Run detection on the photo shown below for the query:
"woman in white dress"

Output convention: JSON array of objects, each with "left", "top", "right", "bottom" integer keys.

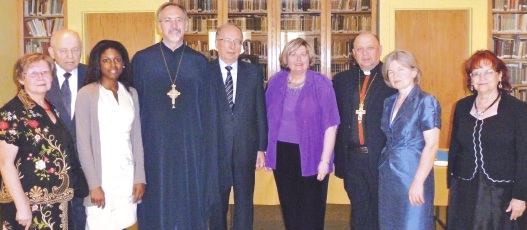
[{"left": 76, "top": 40, "right": 146, "bottom": 229}]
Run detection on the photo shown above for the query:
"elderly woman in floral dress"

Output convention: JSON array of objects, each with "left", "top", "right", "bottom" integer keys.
[{"left": 0, "top": 53, "right": 81, "bottom": 229}]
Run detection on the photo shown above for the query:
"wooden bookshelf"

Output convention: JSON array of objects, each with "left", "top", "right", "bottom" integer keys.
[
  {"left": 490, "top": 0, "right": 527, "bottom": 100},
  {"left": 18, "top": 0, "right": 66, "bottom": 56},
  {"left": 172, "top": 0, "right": 377, "bottom": 79}
]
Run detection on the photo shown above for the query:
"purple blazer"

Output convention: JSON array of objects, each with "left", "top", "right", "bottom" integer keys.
[{"left": 265, "top": 70, "right": 340, "bottom": 176}]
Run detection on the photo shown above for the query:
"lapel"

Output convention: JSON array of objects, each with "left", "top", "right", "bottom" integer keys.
[
  {"left": 77, "top": 64, "right": 87, "bottom": 90},
  {"left": 234, "top": 61, "right": 248, "bottom": 113},
  {"left": 46, "top": 74, "right": 68, "bottom": 119},
  {"left": 391, "top": 85, "right": 421, "bottom": 125},
  {"left": 213, "top": 60, "right": 232, "bottom": 112},
  {"left": 364, "top": 71, "right": 382, "bottom": 112}
]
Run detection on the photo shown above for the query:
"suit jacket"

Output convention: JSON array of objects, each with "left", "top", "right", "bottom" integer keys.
[
  {"left": 75, "top": 83, "right": 146, "bottom": 206},
  {"left": 333, "top": 63, "right": 397, "bottom": 179},
  {"left": 209, "top": 59, "right": 267, "bottom": 187},
  {"left": 46, "top": 63, "right": 87, "bottom": 141}
]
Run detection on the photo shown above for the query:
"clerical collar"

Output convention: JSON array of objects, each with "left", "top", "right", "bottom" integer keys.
[{"left": 161, "top": 40, "right": 185, "bottom": 53}]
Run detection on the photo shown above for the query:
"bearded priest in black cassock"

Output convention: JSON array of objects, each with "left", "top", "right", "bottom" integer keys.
[{"left": 131, "top": 3, "right": 221, "bottom": 229}]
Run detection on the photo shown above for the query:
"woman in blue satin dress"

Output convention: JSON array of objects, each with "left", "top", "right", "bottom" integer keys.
[{"left": 378, "top": 50, "right": 441, "bottom": 230}]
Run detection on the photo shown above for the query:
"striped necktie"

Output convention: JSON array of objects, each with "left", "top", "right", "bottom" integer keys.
[
  {"left": 225, "top": 66, "right": 234, "bottom": 109},
  {"left": 61, "top": 72, "right": 72, "bottom": 118}
]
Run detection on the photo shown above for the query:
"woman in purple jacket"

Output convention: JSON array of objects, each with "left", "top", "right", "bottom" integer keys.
[{"left": 265, "top": 38, "right": 340, "bottom": 230}]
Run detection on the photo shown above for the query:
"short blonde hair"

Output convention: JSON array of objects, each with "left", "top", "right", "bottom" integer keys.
[
  {"left": 14, "top": 53, "right": 55, "bottom": 81},
  {"left": 382, "top": 50, "right": 421, "bottom": 88},
  {"left": 279, "top": 38, "right": 315, "bottom": 69}
]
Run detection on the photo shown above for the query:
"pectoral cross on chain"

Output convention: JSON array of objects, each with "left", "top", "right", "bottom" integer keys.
[
  {"left": 356, "top": 103, "right": 366, "bottom": 121},
  {"left": 167, "top": 84, "right": 181, "bottom": 109}
]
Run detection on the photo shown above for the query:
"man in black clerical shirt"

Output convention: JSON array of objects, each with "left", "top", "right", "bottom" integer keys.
[
  {"left": 333, "top": 32, "right": 396, "bottom": 230},
  {"left": 131, "top": 3, "right": 220, "bottom": 230}
]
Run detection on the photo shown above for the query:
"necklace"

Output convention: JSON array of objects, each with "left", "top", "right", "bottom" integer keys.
[
  {"left": 356, "top": 70, "right": 377, "bottom": 121},
  {"left": 160, "top": 42, "right": 185, "bottom": 109},
  {"left": 287, "top": 75, "right": 305, "bottom": 89},
  {"left": 474, "top": 93, "right": 501, "bottom": 118}
]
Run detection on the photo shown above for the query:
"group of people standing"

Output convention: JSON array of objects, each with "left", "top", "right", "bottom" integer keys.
[{"left": 0, "top": 2, "right": 525, "bottom": 230}]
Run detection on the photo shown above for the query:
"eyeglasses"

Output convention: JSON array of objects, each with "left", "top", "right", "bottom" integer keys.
[
  {"left": 217, "top": 38, "right": 243, "bottom": 46},
  {"left": 470, "top": 70, "right": 497, "bottom": 78},
  {"left": 354, "top": 46, "right": 376, "bottom": 53},
  {"left": 160, "top": 17, "right": 186, "bottom": 23},
  {"left": 24, "top": 71, "right": 52, "bottom": 79}
]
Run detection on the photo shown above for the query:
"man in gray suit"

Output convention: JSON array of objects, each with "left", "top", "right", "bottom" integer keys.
[
  {"left": 209, "top": 23, "right": 268, "bottom": 230},
  {"left": 46, "top": 29, "right": 87, "bottom": 230}
]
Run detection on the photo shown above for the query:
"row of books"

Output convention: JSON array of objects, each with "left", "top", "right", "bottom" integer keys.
[
  {"left": 493, "top": 36, "right": 527, "bottom": 58},
  {"left": 506, "top": 62, "right": 527, "bottom": 84},
  {"left": 174, "top": 0, "right": 217, "bottom": 12},
  {"left": 514, "top": 87, "right": 527, "bottom": 101},
  {"left": 331, "top": 62, "right": 354, "bottom": 77},
  {"left": 331, "top": 14, "right": 371, "bottom": 33},
  {"left": 282, "top": 0, "right": 321, "bottom": 12},
  {"left": 229, "top": 0, "right": 267, "bottom": 12},
  {"left": 187, "top": 16, "right": 218, "bottom": 34},
  {"left": 331, "top": 0, "right": 371, "bottom": 11},
  {"left": 25, "top": 39, "right": 50, "bottom": 55},
  {"left": 24, "top": 0, "right": 63, "bottom": 16},
  {"left": 25, "top": 18, "right": 63, "bottom": 37},
  {"left": 492, "top": 0, "right": 527, "bottom": 11},
  {"left": 229, "top": 16, "right": 268, "bottom": 32},
  {"left": 281, "top": 15, "right": 320, "bottom": 31},
  {"left": 332, "top": 39, "right": 353, "bottom": 58},
  {"left": 493, "top": 14, "right": 527, "bottom": 33},
  {"left": 242, "top": 40, "right": 268, "bottom": 59},
  {"left": 186, "top": 40, "right": 209, "bottom": 57}
]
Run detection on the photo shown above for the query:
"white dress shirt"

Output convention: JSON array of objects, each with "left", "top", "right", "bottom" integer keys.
[{"left": 219, "top": 58, "right": 238, "bottom": 104}]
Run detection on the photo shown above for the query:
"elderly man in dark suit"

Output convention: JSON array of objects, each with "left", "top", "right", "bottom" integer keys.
[
  {"left": 46, "top": 29, "right": 87, "bottom": 230},
  {"left": 209, "top": 23, "right": 268, "bottom": 230},
  {"left": 333, "top": 32, "right": 396, "bottom": 230}
]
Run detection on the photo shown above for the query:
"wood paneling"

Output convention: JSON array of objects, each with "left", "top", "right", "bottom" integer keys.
[
  {"left": 85, "top": 12, "right": 155, "bottom": 59},
  {"left": 395, "top": 10, "right": 470, "bottom": 148}
]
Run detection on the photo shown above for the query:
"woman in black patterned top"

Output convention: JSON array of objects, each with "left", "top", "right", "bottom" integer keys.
[
  {"left": 0, "top": 53, "right": 76, "bottom": 229},
  {"left": 448, "top": 50, "right": 527, "bottom": 229}
]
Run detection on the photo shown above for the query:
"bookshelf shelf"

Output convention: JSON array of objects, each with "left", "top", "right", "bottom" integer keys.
[
  {"left": 492, "top": 0, "right": 527, "bottom": 101},
  {"left": 173, "top": 0, "right": 376, "bottom": 79},
  {"left": 19, "top": 0, "right": 66, "bottom": 56}
]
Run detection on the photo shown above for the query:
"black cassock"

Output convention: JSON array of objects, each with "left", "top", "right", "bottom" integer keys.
[{"left": 132, "top": 42, "right": 220, "bottom": 230}]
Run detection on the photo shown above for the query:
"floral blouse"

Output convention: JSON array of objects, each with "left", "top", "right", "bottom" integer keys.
[{"left": 0, "top": 90, "right": 74, "bottom": 205}]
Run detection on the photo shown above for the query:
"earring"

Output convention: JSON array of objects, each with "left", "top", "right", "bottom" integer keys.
[
  {"left": 123, "top": 66, "right": 125, "bottom": 69},
  {"left": 470, "top": 85, "right": 474, "bottom": 91},
  {"left": 498, "top": 81, "right": 503, "bottom": 89}
]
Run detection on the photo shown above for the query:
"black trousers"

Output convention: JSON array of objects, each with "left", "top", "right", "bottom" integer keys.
[
  {"left": 274, "top": 141, "right": 329, "bottom": 230},
  {"left": 209, "top": 164, "right": 255, "bottom": 230},
  {"left": 68, "top": 197, "right": 86, "bottom": 230},
  {"left": 343, "top": 152, "right": 379, "bottom": 230}
]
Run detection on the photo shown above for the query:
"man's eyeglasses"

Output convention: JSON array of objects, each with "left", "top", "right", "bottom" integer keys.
[
  {"left": 217, "top": 38, "right": 243, "bottom": 46},
  {"left": 160, "top": 17, "right": 186, "bottom": 23}
]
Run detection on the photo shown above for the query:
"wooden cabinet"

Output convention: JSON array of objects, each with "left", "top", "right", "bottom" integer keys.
[
  {"left": 173, "top": 0, "right": 377, "bottom": 79},
  {"left": 18, "top": 0, "right": 66, "bottom": 56},
  {"left": 490, "top": 0, "right": 527, "bottom": 101}
]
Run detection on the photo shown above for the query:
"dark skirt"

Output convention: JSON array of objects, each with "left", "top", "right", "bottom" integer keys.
[
  {"left": 1, "top": 201, "right": 69, "bottom": 230},
  {"left": 448, "top": 171, "right": 526, "bottom": 230}
]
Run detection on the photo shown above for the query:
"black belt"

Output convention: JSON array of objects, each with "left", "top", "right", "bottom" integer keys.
[{"left": 351, "top": 146, "right": 369, "bottom": 154}]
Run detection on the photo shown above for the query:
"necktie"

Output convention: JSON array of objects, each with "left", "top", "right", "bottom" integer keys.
[
  {"left": 61, "top": 72, "right": 72, "bottom": 118},
  {"left": 225, "top": 66, "right": 234, "bottom": 109}
]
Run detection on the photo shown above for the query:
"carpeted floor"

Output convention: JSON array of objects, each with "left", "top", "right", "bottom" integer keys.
[{"left": 251, "top": 204, "right": 350, "bottom": 230}]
